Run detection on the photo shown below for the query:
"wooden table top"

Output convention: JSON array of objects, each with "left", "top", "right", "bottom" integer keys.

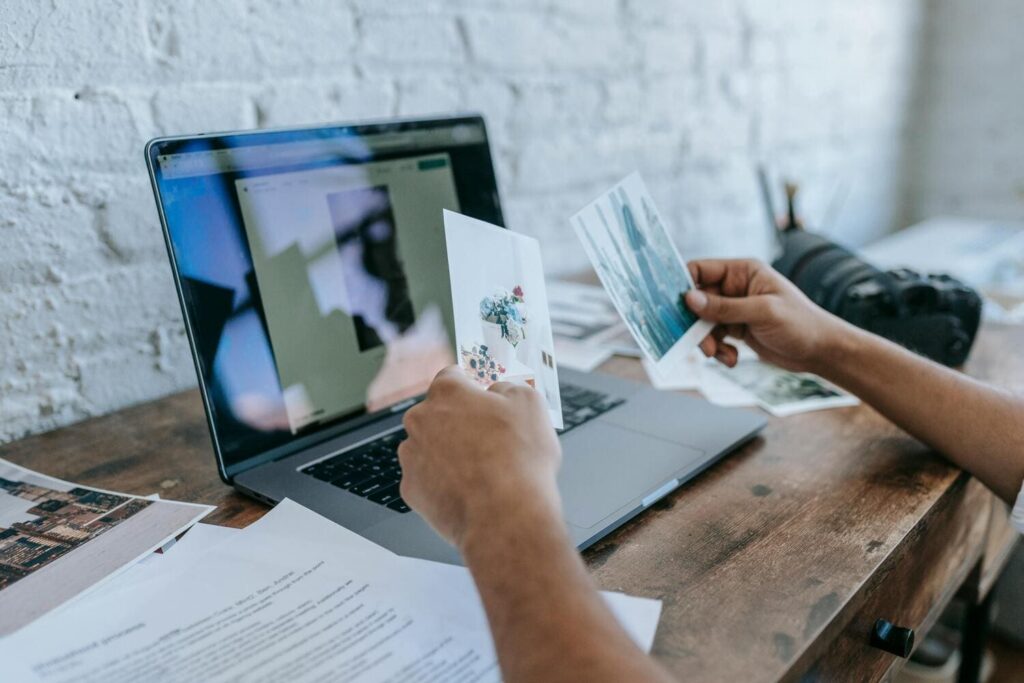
[{"left": 2, "top": 323, "right": 1021, "bottom": 681}]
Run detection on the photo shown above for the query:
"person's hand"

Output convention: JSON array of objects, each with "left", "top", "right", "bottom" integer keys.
[
  {"left": 398, "top": 367, "right": 563, "bottom": 550},
  {"left": 684, "top": 259, "right": 850, "bottom": 373}
]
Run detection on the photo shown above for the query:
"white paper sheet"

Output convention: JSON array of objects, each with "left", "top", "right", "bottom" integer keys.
[
  {"left": 396, "top": 557, "right": 663, "bottom": 654},
  {"left": 80, "top": 523, "right": 241, "bottom": 603},
  {"left": 641, "top": 345, "right": 760, "bottom": 408},
  {"left": 1, "top": 500, "right": 662, "bottom": 682}
]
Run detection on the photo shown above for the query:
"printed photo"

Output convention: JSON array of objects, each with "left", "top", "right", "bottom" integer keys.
[
  {"left": 443, "top": 210, "right": 563, "bottom": 428},
  {"left": 572, "top": 172, "right": 712, "bottom": 374},
  {"left": 710, "top": 361, "right": 860, "bottom": 417},
  {"left": 0, "top": 459, "right": 210, "bottom": 636}
]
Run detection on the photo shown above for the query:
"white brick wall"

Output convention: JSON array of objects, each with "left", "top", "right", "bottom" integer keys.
[
  {"left": 903, "top": 0, "right": 1024, "bottom": 223},
  {"left": 1, "top": 0, "right": 926, "bottom": 441}
]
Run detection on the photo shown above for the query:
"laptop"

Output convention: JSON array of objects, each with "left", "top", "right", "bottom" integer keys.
[{"left": 145, "top": 114, "right": 766, "bottom": 564}]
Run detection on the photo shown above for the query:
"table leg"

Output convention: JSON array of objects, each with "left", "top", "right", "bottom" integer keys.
[{"left": 957, "top": 590, "right": 995, "bottom": 683}]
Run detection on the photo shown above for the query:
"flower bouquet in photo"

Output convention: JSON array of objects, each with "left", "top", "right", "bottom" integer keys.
[
  {"left": 479, "top": 286, "right": 528, "bottom": 366},
  {"left": 460, "top": 344, "right": 507, "bottom": 386}
]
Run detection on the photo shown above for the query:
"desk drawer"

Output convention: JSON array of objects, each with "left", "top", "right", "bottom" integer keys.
[{"left": 801, "top": 478, "right": 989, "bottom": 682}]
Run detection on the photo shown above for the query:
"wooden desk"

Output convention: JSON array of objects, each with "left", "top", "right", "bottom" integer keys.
[{"left": 2, "top": 324, "right": 1020, "bottom": 682}]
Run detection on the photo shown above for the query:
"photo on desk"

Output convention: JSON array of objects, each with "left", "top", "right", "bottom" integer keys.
[
  {"left": 710, "top": 361, "right": 860, "bottom": 417},
  {"left": 443, "top": 210, "right": 563, "bottom": 429},
  {"left": 0, "top": 458, "right": 211, "bottom": 637},
  {"left": 572, "top": 172, "right": 713, "bottom": 375}
]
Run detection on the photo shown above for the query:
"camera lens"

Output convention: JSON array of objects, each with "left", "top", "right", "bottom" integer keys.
[{"left": 773, "top": 230, "right": 883, "bottom": 315}]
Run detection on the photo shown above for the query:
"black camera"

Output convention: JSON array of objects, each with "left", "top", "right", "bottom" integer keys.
[{"left": 772, "top": 228, "right": 982, "bottom": 367}]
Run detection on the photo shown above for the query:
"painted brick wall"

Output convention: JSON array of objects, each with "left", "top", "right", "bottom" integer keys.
[
  {"left": 1, "top": 0, "right": 925, "bottom": 441},
  {"left": 903, "top": 0, "right": 1024, "bottom": 223}
]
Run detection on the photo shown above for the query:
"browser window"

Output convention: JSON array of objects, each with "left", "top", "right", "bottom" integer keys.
[{"left": 236, "top": 153, "right": 461, "bottom": 432}]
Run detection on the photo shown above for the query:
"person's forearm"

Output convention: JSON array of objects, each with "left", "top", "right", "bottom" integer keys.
[
  {"left": 460, "top": 498, "right": 673, "bottom": 683},
  {"left": 814, "top": 324, "right": 1024, "bottom": 503}
]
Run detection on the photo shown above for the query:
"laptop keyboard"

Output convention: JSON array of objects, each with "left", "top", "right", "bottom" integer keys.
[
  {"left": 301, "top": 430, "right": 410, "bottom": 512},
  {"left": 299, "top": 383, "right": 624, "bottom": 513},
  {"left": 557, "top": 384, "right": 625, "bottom": 434}
]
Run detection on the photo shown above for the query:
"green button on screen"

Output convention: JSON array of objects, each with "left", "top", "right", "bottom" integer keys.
[{"left": 418, "top": 158, "right": 448, "bottom": 170}]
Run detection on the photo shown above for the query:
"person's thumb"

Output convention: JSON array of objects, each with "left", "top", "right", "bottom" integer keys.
[
  {"left": 427, "top": 364, "right": 476, "bottom": 398},
  {"left": 686, "top": 289, "right": 771, "bottom": 324}
]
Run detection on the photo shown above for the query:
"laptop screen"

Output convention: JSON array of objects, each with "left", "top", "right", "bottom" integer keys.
[{"left": 147, "top": 116, "right": 503, "bottom": 477}]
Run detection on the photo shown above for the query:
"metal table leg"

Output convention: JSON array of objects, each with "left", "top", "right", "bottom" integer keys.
[{"left": 958, "top": 590, "right": 995, "bottom": 683}]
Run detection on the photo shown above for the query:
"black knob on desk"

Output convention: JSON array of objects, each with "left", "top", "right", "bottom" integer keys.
[{"left": 870, "top": 619, "right": 914, "bottom": 658}]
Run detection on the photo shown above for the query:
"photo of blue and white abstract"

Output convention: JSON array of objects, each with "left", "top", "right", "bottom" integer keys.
[{"left": 573, "top": 173, "right": 712, "bottom": 369}]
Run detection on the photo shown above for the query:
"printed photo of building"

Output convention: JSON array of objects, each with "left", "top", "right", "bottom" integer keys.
[{"left": 0, "top": 477, "right": 152, "bottom": 591}]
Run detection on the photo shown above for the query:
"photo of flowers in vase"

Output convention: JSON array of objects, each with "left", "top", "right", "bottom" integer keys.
[
  {"left": 444, "top": 210, "right": 563, "bottom": 428},
  {"left": 479, "top": 286, "right": 528, "bottom": 367}
]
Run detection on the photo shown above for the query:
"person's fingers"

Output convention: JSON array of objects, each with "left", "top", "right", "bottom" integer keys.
[
  {"left": 397, "top": 437, "right": 414, "bottom": 461},
  {"left": 697, "top": 325, "right": 727, "bottom": 355},
  {"left": 401, "top": 403, "right": 426, "bottom": 436},
  {"left": 742, "top": 336, "right": 773, "bottom": 361},
  {"left": 699, "top": 334, "right": 718, "bottom": 357},
  {"left": 427, "top": 365, "right": 473, "bottom": 398},
  {"left": 688, "top": 260, "right": 730, "bottom": 287},
  {"left": 398, "top": 476, "right": 420, "bottom": 512},
  {"left": 720, "top": 261, "right": 762, "bottom": 298},
  {"left": 686, "top": 290, "right": 775, "bottom": 324},
  {"left": 714, "top": 342, "right": 739, "bottom": 367},
  {"left": 434, "top": 365, "right": 469, "bottom": 384},
  {"left": 685, "top": 289, "right": 709, "bottom": 313},
  {"left": 688, "top": 259, "right": 762, "bottom": 288},
  {"left": 489, "top": 383, "right": 545, "bottom": 415},
  {"left": 487, "top": 381, "right": 525, "bottom": 397},
  {"left": 725, "top": 323, "right": 745, "bottom": 340}
]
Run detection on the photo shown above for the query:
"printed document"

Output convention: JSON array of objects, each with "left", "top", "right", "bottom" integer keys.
[{"left": 1, "top": 500, "right": 661, "bottom": 682}]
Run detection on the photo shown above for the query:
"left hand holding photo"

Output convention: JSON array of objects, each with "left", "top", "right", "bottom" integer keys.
[{"left": 398, "top": 366, "right": 563, "bottom": 549}]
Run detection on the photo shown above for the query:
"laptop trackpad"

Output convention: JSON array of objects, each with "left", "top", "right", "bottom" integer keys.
[{"left": 558, "top": 422, "right": 704, "bottom": 529}]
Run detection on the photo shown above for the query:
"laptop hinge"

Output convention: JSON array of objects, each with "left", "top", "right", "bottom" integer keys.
[{"left": 267, "top": 399, "right": 418, "bottom": 464}]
